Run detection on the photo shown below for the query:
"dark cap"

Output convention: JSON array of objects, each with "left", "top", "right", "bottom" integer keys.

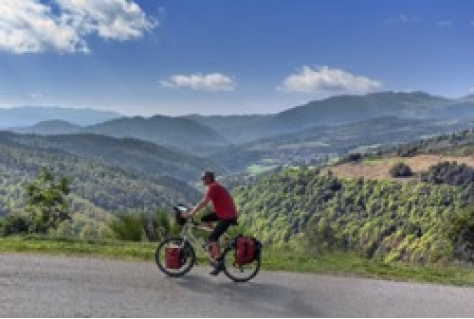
[{"left": 200, "top": 170, "right": 215, "bottom": 181}]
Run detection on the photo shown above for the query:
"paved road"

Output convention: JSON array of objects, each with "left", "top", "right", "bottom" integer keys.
[{"left": 0, "top": 254, "right": 473, "bottom": 317}]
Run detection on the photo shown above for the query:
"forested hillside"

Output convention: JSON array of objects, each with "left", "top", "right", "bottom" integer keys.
[
  {"left": 234, "top": 167, "right": 474, "bottom": 264},
  {"left": 382, "top": 129, "right": 474, "bottom": 157},
  {"left": 0, "top": 132, "right": 202, "bottom": 219},
  {"left": 1, "top": 132, "right": 218, "bottom": 181}
]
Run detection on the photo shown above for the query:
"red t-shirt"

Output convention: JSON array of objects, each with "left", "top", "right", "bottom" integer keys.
[{"left": 205, "top": 182, "right": 238, "bottom": 219}]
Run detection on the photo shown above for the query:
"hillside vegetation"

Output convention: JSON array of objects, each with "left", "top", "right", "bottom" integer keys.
[
  {"left": 234, "top": 167, "right": 474, "bottom": 264},
  {"left": 0, "top": 132, "right": 202, "bottom": 223}
]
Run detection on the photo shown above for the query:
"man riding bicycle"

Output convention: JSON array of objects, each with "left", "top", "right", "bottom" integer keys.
[{"left": 181, "top": 170, "right": 238, "bottom": 275}]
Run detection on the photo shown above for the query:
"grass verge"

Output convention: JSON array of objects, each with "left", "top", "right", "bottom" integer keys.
[{"left": 1, "top": 236, "right": 474, "bottom": 286}]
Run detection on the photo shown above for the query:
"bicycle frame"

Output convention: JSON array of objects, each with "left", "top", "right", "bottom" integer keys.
[
  {"left": 178, "top": 218, "right": 232, "bottom": 259},
  {"left": 179, "top": 219, "right": 210, "bottom": 253}
]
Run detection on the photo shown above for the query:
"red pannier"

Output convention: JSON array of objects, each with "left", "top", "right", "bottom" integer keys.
[
  {"left": 165, "top": 246, "right": 182, "bottom": 269},
  {"left": 235, "top": 236, "right": 258, "bottom": 265}
]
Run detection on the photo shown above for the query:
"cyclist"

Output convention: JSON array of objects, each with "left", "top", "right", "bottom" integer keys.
[{"left": 181, "top": 170, "right": 238, "bottom": 275}]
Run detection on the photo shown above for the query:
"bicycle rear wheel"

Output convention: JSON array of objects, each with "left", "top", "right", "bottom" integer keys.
[
  {"left": 155, "top": 237, "right": 196, "bottom": 277},
  {"left": 221, "top": 246, "right": 261, "bottom": 283}
]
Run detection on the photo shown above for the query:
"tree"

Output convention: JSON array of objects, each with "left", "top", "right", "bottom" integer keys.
[
  {"left": 24, "top": 168, "right": 71, "bottom": 234},
  {"left": 447, "top": 206, "right": 474, "bottom": 261}
]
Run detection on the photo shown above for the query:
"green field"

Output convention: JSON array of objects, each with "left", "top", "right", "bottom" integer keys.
[
  {"left": 246, "top": 164, "right": 279, "bottom": 175},
  {"left": 277, "top": 141, "right": 330, "bottom": 150}
]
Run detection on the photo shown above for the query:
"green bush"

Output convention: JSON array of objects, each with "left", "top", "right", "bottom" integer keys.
[
  {"left": 108, "top": 213, "right": 144, "bottom": 242},
  {"left": 0, "top": 213, "right": 30, "bottom": 236},
  {"left": 421, "top": 161, "right": 474, "bottom": 186},
  {"left": 447, "top": 206, "right": 474, "bottom": 261},
  {"left": 108, "top": 210, "right": 180, "bottom": 242},
  {"left": 389, "top": 162, "right": 413, "bottom": 178}
]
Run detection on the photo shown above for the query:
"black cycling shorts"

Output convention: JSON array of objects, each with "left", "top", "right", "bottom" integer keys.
[{"left": 201, "top": 212, "right": 237, "bottom": 242}]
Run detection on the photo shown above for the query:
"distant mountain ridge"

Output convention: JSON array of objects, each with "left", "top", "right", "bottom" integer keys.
[
  {"left": 11, "top": 120, "right": 81, "bottom": 135},
  {"left": 83, "top": 115, "right": 230, "bottom": 154},
  {"left": 8, "top": 114, "right": 231, "bottom": 155},
  {"left": 182, "top": 114, "right": 274, "bottom": 144},
  {"left": 187, "top": 91, "right": 474, "bottom": 142},
  {"left": 6, "top": 91, "right": 474, "bottom": 158},
  {"left": 0, "top": 106, "right": 121, "bottom": 128},
  {"left": 267, "top": 91, "right": 452, "bottom": 132}
]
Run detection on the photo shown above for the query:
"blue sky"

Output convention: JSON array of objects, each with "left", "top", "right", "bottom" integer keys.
[{"left": 0, "top": 0, "right": 473, "bottom": 116}]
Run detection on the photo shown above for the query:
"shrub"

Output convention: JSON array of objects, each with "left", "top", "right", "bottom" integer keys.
[
  {"left": 389, "top": 162, "right": 413, "bottom": 178},
  {"left": 108, "top": 213, "right": 144, "bottom": 242},
  {"left": 0, "top": 213, "right": 31, "bottom": 236},
  {"left": 345, "top": 153, "right": 362, "bottom": 162},
  {"left": 421, "top": 161, "right": 474, "bottom": 186}
]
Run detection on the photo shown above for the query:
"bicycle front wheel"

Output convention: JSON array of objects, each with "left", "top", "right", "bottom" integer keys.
[
  {"left": 221, "top": 247, "right": 261, "bottom": 283},
  {"left": 155, "top": 237, "right": 196, "bottom": 277}
]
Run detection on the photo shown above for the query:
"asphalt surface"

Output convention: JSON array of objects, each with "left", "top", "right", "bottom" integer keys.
[{"left": 0, "top": 254, "right": 473, "bottom": 317}]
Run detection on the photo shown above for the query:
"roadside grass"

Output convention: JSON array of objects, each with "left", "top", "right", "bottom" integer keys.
[
  {"left": 0, "top": 235, "right": 156, "bottom": 261},
  {"left": 263, "top": 250, "right": 474, "bottom": 286},
  {"left": 1, "top": 236, "right": 474, "bottom": 286}
]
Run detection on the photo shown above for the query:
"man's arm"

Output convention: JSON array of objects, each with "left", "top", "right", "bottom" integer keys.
[{"left": 182, "top": 196, "right": 210, "bottom": 218}]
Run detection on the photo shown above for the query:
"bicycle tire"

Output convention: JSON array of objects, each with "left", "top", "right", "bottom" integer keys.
[
  {"left": 221, "top": 246, "right": 261, "bottom": 283},
  {"left": 155, "top": 237, "right": 196, "bottom": 277}
]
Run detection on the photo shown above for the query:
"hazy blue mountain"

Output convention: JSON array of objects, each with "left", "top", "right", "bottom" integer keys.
[
  {"left": 7, "top": 91, "right": 474, "bottom": 157},
  {"left": 457, "top": 94, "right": 474, "bottom": 103},
  {"left": 182, "top": 114, "right": 274, "bottom": 144},
  {"left": 185, "top": 92, "right": 474, "bottom": 143},
  {"left": 10, "top": 120, "right": 81, "bottom": 135},
  {"left": 83, "top": 115, "right": 230, "bottom": 154},
  {"left": 267, "top": 91, "right": 454, "bottom": 132},
  {"left": 0, "top": 106, "right": 121, "bottom": 128}
]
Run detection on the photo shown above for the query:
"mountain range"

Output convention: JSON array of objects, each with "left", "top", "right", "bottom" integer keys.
[
  {"left": 8, "top": 91, "right": 474, "bottom": 143},
  {"left": 4, "top": 91, "right": 474, "bottom": 172},
  {"left": 0, "top": 106, "right": 121, "bottom": 128}
]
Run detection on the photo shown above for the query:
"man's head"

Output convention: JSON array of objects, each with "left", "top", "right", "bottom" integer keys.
[{"left": 200, "top": 170, "right": 215, "bottom": 186}]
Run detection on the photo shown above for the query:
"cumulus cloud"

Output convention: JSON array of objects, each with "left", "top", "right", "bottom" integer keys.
[
  {"left": 277, "top": 66, "right": 382, "bottom": 94},
  {"left": 161, "top": 73, "right": 237, "bottom": 91},
  {"left": 0, "top": 0, "right": 156, "bottom": 54}
]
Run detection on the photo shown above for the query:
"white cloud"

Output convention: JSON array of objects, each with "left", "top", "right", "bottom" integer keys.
[
  {"left": 436, "top": 20, "right": 453, "bottom": 28},
  {"left": 161, "top": 73, "right": 237, "bottom": 91},
  {"left": 470, "top": 87, "right": 474, "bottom": 93},
  {"left": 384, "top": 14, "right": 418, "bottom": 25},
  {"left": 277, "top": 66, "right": 382, "bottom": 94},
  {"left": 0, "top": 0, "right": 156, "bottom": 54}
]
